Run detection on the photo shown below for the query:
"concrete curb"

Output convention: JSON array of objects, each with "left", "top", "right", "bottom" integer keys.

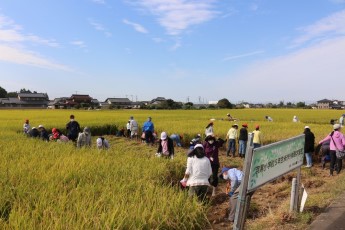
[{"left": 309, "top": 192, "right": 345, "bottom": 230}]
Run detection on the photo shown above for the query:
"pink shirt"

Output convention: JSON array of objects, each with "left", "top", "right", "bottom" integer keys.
[{"left": 319, "top": 131, "right": 345, "bottom": 151}]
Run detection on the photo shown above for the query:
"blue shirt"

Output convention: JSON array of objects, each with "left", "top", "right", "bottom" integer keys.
[{"left": 142, "top": 121, "right": 154, "bottom": 132}]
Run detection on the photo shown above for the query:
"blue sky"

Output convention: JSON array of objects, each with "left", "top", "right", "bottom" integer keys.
[{"left": 0, "top": 0, "right": 345, "bottom": 104}]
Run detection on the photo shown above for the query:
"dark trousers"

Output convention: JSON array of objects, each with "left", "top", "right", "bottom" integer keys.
[
  {"left": 330, "top": 150, "right": 343, "bottom": 175},
  {"left": 188, "top": 185, "right": 209, "bottom": 202},
  {"left": 145, "top": 131, "right": 154, "bottom": 144},
  {"left": 210, "top": 163, "right": 220, "bottom": 187}
]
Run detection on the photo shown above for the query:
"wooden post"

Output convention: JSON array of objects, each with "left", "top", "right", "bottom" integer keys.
[{"left": 294, "top": 167, "right": 301, "bottom": 211}]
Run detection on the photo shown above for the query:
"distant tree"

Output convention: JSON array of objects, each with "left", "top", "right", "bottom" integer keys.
[
  {"left": 296, "top": 102, "right": 306, "bottom": 108},
  {"left": 217, "top": 98, "right": 233, "bottom": 108},
  {"left": 279, "top": 101, "right": 285, "bottom": 108},
  {"left": 286, "top": 102, "right": 295, "bottom": 108},
  {"left": 7, "top": 92, "right": 18, "bottom": 98},
  {"left": 0, "top": 86, "right": 7, "bottom": 98},
  {"left": 185, "top": 102, "right": 194, "bottom": 107},
  {"left": 208, "top": 104, "right": 216, "bottom": 109},
  {"left": 20, "top": 88, "right": 32, "bottom": 93}
]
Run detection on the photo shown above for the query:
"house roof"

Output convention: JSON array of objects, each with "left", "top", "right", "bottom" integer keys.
[
  {"left": 317, "top": 99, "right": 332, "bottom": 103},
  {"left": 70, "top": 94, "right": 92, "bottom": 99},
  {"left": 18, "top": 93, "right": 48, "bottom": 99},
  {"left": 105, "top": 98, "right": 132, "bottom": 103}
]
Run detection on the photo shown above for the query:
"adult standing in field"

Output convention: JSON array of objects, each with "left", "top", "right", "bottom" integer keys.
[
  {"left": 319, "top": 124, "right": 345, "bottom": 176},
  {"left": 238, "top": 124, "right": 248, "bottom": 158},
  {"left": 340, "top": 114, "right": 345, "bottom": 127},
  {"left": 23, "top": 119, "right": 30, "bottom": 134},
  {"left": 203, "top": 135, "right": 225, "bottom": 196},
  {"left": 38, "top": 125, "right": 49, "bottom": 141},
  {"left": 66, "top": 115, "right": 81, "bottom": 142},
  {"left": 304, "top": 126, "right": 315, "bottom": 168},
  {"left": 220, "top": 167, "right": 243, "bottom": 222},
  {"left": 129, "top": 116, "right": 139, "bottom": 139},
  {"left": 142, "top": 117, "right": 154, "bottom": 145},
  {"left": 252, "top": 125, "right": 263, "bottom": 148},
  {"left": 180, "top": 144, "right": 212, "bottom": 202},
  {"left": 156, "top": 132, "right": 174, "bottom": 159},
  {"left": 77, "top": 127, "right": 91, "bottom": 148},
  {"left": 226, "top": 124, "right": 238, "bottom": 157},
  {"left": 205, "top": 122, "right": 214, "bottom": 136}
]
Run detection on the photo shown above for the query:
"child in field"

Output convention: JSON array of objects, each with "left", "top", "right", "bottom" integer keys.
[
  {"left": 23, "top": 119, "right": 31, "bottom": 134},
  {"left": 77, "top": 127, "right": 91, "bottom": 148},
  {"left": 156, "top": 132, "right": 174, "bottom": 159},
  {"left": 96, "top": 136, "right": 110, "bottom": 150}
]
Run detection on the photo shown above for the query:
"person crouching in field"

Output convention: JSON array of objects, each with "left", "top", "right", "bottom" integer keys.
[
  {"left": 180, "top": 144, "right": 212, "bottom": 202},
  {"left": 77, "top": 127, "right": 91, "bottom": 148},
  {"left": 96, "top": 136, "right": 110, "bottom": 150},
  {"left": 319, "top": 124, "right": 345, "bottom": 176},
  {"left": 50, "top": 128, "right": 69, "bottom": 142},
  {"left": 156, "top": 132, "right": 174, "bottom": 159},
  {"left": 28, "top": 127, "right": 39, "bottom": 138},
  {"left": 38, "top": 125, "right": 49, "bottom": 142}
]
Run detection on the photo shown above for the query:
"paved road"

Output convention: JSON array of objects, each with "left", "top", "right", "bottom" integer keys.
[{"left": 309, "top": 192, "right": 345, "bottom": 230}]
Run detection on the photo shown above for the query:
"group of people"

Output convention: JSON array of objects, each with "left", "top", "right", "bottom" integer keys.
[{"left": 23, "top": 115, "right": 110, "bottom": 150}]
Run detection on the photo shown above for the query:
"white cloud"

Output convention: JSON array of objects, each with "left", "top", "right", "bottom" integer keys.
[
  {"left": 223, "top": 50, "right": 264, "bottom": 61},
  {"left": 127, "top": 0, "right": 219, "bottom": 35},
  {"left": 170, "top": 39, "right": 181, "bottom": 51},
  {"left": 0, "top": 44, "right": 71, "bottom": 71},
  {"left": 291, "top": 9, "right": 345, "bottom": 48},
  {"left": 152, "top": 37, "right": 164, "bottom": 43},
  {"left": 123, "top": 19, "right": 148, "bottom": 33},
  {"left": 70, "top": 40, "right": 86, "bottom": 48},
  {"left": 0, "top": 14, "right": 71, "bottom": 70},
  {"left": 224, "top": 37, "right": 345, "bottom": 102},
  {"left": 91, "top": 0, "right": 106, "bottom": 4},
  {"left": 88, "top": 19, "right": 112, "bottom": 37}
]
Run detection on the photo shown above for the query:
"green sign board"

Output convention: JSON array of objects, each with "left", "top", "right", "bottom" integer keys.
[{"left": 247, "top": 134, "right": 305, "bottom": 192}]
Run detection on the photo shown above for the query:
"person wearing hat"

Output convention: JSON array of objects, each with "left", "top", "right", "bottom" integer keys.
[
  {"left": 189, "top": 134, "right": 201, "bottom": 150},
  {"left": 252, "top": 125, "right": 263, "bottom": 149},
  {"left": 156, "top": 132, "right": 174, "bottom": 159},
  {"left": 129, "top": 116, "right": 139, "bottom": 139},
  {"left": 23, "top": 119, "right": 31, "bottom": 134},
  {"left": 220, "top": 167, "right": 243, "bottom": 222},
  {"left": 142, "top": 117, "right": 155, "bottom": 145},
  {"left": 203, "top": 135, "right": 225, "bottom": 196},
  {"left": 66, "top": 115, "right": 81, "bottom": 142},
  {"left": 77, "top": 127, "right": 91, "bottom": 148},
  {"left": 292, "top": 115, "right": 299, "bottom": 122},
  {"left": 238, "top": 124, "right": 248, "bottom": 158},
  {"left": 226, "top": 124, "right": 238, "bottom": 157},
  {"left": 50, "top": 128, "right": 69, "bottom": 142},
  {"left": 303, "top": 126, "right": 315, "bottom": 168},
  {"left": 96, "top": 136, "right": 110, "bottom": 150},
  {"left": 319, "top": 124, "right": 345, "bottom": 176},
  {"left": 38, "top": 125, "right": 49, "bottom": 141},
  {"left": 205, "top": 122, "right": 214, "bottom": 136},
  {"left": 28, "top": 127, "right": 40, "bottom": 138},
  {"left": 181, "top": 144, "right": 212, "bottom": 202}
]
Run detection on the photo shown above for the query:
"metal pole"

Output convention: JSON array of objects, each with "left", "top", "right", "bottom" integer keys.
[
  {"left": 290, "top": 178, "right": 297, "bottom": 213},
  {"left": 294, "top": 167, "right": 301, "bottom": 211},
  {"left": 233, "top": 133, "right": 254, "bottom": 230}
]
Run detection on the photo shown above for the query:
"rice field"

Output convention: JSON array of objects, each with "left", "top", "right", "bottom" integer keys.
[{"left": 0, "top": 109, "right": 342, "bottom": 229}]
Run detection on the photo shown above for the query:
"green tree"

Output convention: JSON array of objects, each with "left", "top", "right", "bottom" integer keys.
[
  {"left": 217, "top": 98, "right": 233, "bottom": 109},
  {"left": 7, "top": 92, "right": 18, "bottom": 97},
  {"left": 296, "top": 102, "right": 306, "bottom": 108},
  {"left": 0, "top": 86, "right": 7, "bottom": 98},
  {"left": 20, "top": 88, "right": 32, "bottom": 93}
]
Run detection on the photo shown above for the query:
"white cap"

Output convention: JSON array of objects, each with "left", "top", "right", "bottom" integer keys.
[
  {"left": 38, "top": 125, "right": 44, "bottom": 128},
  {"left": 194, "top": 144, "right": 204, "bottom": 149},
  {"left": 160, "top": 132, "right": 167, "bottom": 140},
  {"left": 304, "top": 126, "right": 310, "bottom": 129}
]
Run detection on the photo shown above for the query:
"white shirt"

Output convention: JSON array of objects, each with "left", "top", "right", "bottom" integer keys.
[
  {"left": 96, "top": 137, "right": 110, "bottom": 149},
  {"left": 130, "top": 120, "right": 138, "bottom": 130},
  {"left": 226, "top": 127, "right": 237, "bottom": 139},
  {"left": 225, "top": 168, "right": 243, "bottom": 193},
  {"left": 185, "top": 156, "right": 212, "bottom": 186},
  {"left": 126, "top": 123, "right": 130, "bottom": 130},
  {"left": 23, "top": 123, "right": 31, "bottom": 133}
]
